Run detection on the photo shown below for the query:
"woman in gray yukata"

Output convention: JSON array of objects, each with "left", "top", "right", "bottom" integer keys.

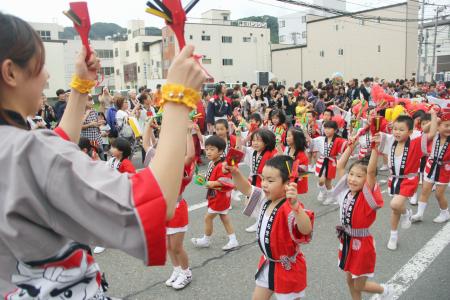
[{"left": 0, "top": 13, "right": 206, "bottom": 300}]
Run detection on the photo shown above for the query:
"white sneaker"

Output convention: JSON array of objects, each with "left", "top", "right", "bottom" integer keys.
[
  {"left": 411, "top": 213, "right": 423, "bottom": 223},
  {"left": 379, "top": 179, "right": 387, "bottom": 184},
  {"left": 379, "top": 165, "right": 389, "bottom": 171},
  {"left": 317, "top": 190, "right": 327, "bottom": 202},
  {"left": 380, "top": 284, "right": 395, "bottom": 299},
  {"left": 409, "top": 194, "right": 418, "bottom": 205},
  {"left": 165, "top": 268, "right": 181, "bottom": 287},
  {"left": 245, "top": 222, "right": 258, "bottom": 233},
  {"left": 323, "top": 195, "right": 337, "bottom": 206},
  {"left": 222, "top": 239, "right": 239, "bottom": 251},
  {"left": 387, "top": 237, "right": 398, "bottom": 251},
  {"left": 171, "top": 270, "right": 192, "bottom": 290},
  {"left": 93, "top": 247, "right": 105, "bottom": 254},
  {"left": 433, "top": 212, "right": 450, "bottom": 223},
  {"left": 191, "top": 237, "right": 211, "bottom": 248},
  {"left": 400, "top": 209, "right": 412, "bottom": 229}
]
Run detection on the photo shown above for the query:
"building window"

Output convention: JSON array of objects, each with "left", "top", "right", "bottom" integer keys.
[
  {"left": 320, "top": 50, "right": 325, "bottom": 57},
  {"left": 189, "top": 35, "right": 193, "bottom": 40},
  {"left": 116, "top": 69, "right": 120, "bottom": 75},
  {"left": 335, "top": 24, "right": 339, "bottom": 31},
  {"left": 243, "top": 37, "right": 251, "bottom": 43},
  {"left": 279, "top": 35, "right": 286, "bottom": 43},
  {"left": 301, "top": 16, "right": 306, "bottom": 23},
  {"left": 222, "top": 36, "right": 232, "bottom": 43},
  {"left": 138, "top": 66, "right": 140, "bottom": 73},
  {"left": 115, "top": 48, "right": 118, "bottom": 57},
  {"left": 202, "top": 58, "right": 212, "bottom": 64},
  {"left": 279, "top": 20, "right": 286, "bottom": 28},
  {"left": 100, "top": 67, "right": 114, "bottom": 76},
  {"left": 338, "top": 48, "right": 344, "bottom": 55},
  {"left": 222, "top": 59, "right": 233, "bottom": 66},
  {"left": 223, "top": 15, "right": 229, "bottom": 21},
  {"left": 126, "top": 50, "right": 129, "bottom": 57},
  {"left": 96, "top": 49, "right": 114, "bottom": 59},
  {"left": 201, "top": 35, "right": 211, "bottom": 41},
  {"left": 135, "top": 43, "right": 139, "bottom": 52},
  {"left": 302, "top": 31, "right": 307, "bottom": 38},
  {"left": 378, "top": 45, "right": 381, "bottom": 53},
  {"left": 37, "top": 30, "right": 51, "bottom": 40},
  {"left": 360, "top": 19, "right": 365, "bottom": 26}
]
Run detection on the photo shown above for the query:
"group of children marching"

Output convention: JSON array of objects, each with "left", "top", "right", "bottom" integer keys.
[{"left": 98, "top": 98, "right": 449, "bottom": 299}]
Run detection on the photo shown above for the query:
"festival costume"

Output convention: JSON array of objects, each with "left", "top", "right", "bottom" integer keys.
[
  {"left": 332, "top": 176, "right": 384, "bottom": 277},
  {"left": 205, "top": 160, "right": 233, "bottom": 214},
  {"left": 312, "top": 136, "right": 348, "bottom": 180},
  {"left": 424, "top": 135, "right": 450, "bottom": 185},
  {"left": 243, "top": 187, "right": 314, "bottom": 296},
  {"left": 379, "top": 133, "right": 429, "bottom": 197},
  {"left": 283, "top": 146, "right": 309, "bottom": 194},
  {"left": 243, "top": 147, "right": 277, "bottom": 187},
  {"left": 106, "top": 157, "right": 136, "bottom": 174},
  {"left": 1, "top": 111, "right": 167, "bottom": 300}
]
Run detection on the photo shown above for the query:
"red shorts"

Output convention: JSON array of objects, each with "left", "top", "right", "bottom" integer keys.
[{"left": 167, "top": 199, "right": 189, "bottom": 229}]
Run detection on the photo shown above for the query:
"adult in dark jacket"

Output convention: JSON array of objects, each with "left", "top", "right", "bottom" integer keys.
[
  {"left": 206, "top": 84, "right": 231, "bottom": 126},
  {"left": 53, "top": 88, "right": 67, "bottom": 123}
]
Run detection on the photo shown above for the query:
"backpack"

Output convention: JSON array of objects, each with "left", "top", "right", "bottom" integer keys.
[{"left": 106, "top": 106, "right": 118, "bottom": 138}]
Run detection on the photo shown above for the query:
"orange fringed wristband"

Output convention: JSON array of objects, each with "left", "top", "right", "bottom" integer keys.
[
  {"left": 160, "top": 83, "right": 201, "bottom": 110},
  {"left": 70, "top": 74, "right": 96, "bottom": 94}
]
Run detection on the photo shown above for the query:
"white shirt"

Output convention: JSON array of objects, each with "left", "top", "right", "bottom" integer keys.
[{"left": 115, "top": 110, "right": 128, "bottom": 128}]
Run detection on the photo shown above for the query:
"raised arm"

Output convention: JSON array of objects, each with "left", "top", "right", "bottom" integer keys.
[
  {"left": 336, "top": 139, "right": 357, "bottom": 180},
  {"left": 366, "top": 147, "right": 378, "bottom": 191},
  {"left": 427, "top": 109, "right": 438, "bottom": 140},
  {"left": 142, "top": 118, "right": 156, "bottom": 153},
  {"left": 58, "top": 47, "right": 100, "bottom": 143},
  {"left": 150, "top": 45, "right": 206, "bottom": 219},
  {"left": 185, "top": 123, "right": 195, "bottom": 166},
  {"left": 224, "top": 163, "right": 252, "bottom": 197}
]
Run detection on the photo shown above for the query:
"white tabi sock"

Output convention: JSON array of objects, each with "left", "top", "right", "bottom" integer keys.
[
  {"left": 417, "top": 202, "right": 427, "bottom": 216},
  {"left": 228, "top": 233, "right": 237, "bottom": 242},
  {"left": 390, "top": 230, "right": 398, "bottom": 240}
]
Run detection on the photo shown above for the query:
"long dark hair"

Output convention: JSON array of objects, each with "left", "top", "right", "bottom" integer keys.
[
  {"left": 0, "top": 13, "right": 45, "bottom": 127},
  {"left": 288, "top": 128, "right": 306, "bottom": 156}
]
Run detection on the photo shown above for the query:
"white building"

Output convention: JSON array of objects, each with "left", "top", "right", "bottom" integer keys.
[
  {"left": 278, "top": 0, "right": 346, "bottom": 45},
  {"left": 418, "top": 17, "right": 450, "bottom": 82},
  {"left": 272, "top": 1, "right": 418, "bottom": 86},
  {"left": 162, "top": 9, "right": 272, "bottom": 83}
]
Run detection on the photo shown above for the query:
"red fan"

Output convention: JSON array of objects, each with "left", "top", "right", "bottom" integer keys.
[
  {"left": 226, "top": 148, "right": 245, "bottom": 167},
  {"left": 63, "top": 2, "right": 92, "bottom": 62}
]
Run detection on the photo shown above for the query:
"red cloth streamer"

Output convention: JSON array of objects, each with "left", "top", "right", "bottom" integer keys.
[
  {"left": 69, "top": 2, "right": 92, "bottom": 61},
  {"left": 162, "top": 0, "right": 186, "bottom": 50}
]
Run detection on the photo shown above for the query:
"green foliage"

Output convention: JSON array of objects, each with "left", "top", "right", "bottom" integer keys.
[{"left": 238, "top": 15, "right": 278, "bottom": 44}]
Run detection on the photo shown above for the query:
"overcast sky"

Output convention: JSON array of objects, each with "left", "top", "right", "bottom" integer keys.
[{"left": 0, "top": 0, "right": 445, "bottom": 28}]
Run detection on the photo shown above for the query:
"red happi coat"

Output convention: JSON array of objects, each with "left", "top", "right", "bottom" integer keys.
[
  {"left": 256, "top": 199, "right": 314, "bottom": 294},
  {"left": 167, "top": 162, "right": 195, "bottom": 228},
  {"left": 206, "top": 161, "right": 233, "bottom": 211},
  {"left": 425, "top": 135, "right": 450, "bottom": 184},
  {"left": 379, "top": 133, "right": 428, "bottom": 197},
  {"left": 314, "top": 136, "right": 348, "bottom": 180},
  {"left": 251, "top": 149, "right": 277, "bottom": 187},
  {"left": 333, "top": 176, "right": 384, "bottom": 276},
  {"left": 283, "top": 146, "right": 309, "bottom": 194},
  {"left": 223, "top": 135, "right": 237, "bottom": 157}
]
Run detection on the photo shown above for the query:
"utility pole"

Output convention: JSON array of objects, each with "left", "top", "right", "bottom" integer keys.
[
  {"left": 431, "top": 6, "right": 444, "bottom": 82},
  {"left": 416, "top": 0, "right": 425, "bottom": 82}
]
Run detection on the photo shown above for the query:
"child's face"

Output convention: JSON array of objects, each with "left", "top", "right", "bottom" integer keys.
[
  {"left": 110, "top": 146, "right": 122, "bottom": 159},
  {"left": 347, "top": 165, "right": 367, "bottom": 193},
  {"left": 324, "top": 127, "right": 335, "bottom": 138},
  {"left": 306, "top": 113, "right": 314, "bottom": 123},
  {"left": 215, "top": 124, "right": 228, "bottom": 139},
  {"left": 205, "top": 145, "right": 222, "bottom": 161},
  {"left": 286, "top": 131, "right": 294, "bottom": 146},
  {"left": 251, "top": 135, "right": 266, "bottom": 152},
  {"left": 261, "top": 166, "right": 286, "bottom": 200},
  {"left": 323, "top": 112, "right": 332, "bottom": 121},
  {"left": 392, "top": 121, "right": 412, "bottom": 142},
  {"left": 272, "top": 116, "right": 280, "bottom": 126},
  {"left": 438, "top": 120, "right": 450, "bottom": 137}
]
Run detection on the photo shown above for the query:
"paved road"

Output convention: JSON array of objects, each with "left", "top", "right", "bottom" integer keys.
[
  {"left": 1, "top": 155, "right": 449, "bottom": 300},
  {"left": 92, "top": 156, "right": 450, "bottom": 300}
]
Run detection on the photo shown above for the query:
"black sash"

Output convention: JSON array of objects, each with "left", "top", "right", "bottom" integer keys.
[
  {"left": 318, "top": 136, "right": 335, "bottom": 178},
  {"left": 338, "top": 191, "right": 359, "bottom": 270},
  {"left": 390, "top": 138, "right": 410, "bottom": 195},
  {"left": 206, "top": 160, "right": 219, "bottom": 198},
  {"left": 255, "top": 199, "right": 286, "bottom": 291},
  {"left": 427, "top": 136, "right": 450, "bottom": 182},
  {"left": 252, "top": 149, "right": 267, "bottom": 185}
]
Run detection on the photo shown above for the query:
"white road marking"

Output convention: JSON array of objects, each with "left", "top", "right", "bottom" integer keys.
[
  {"left": 188, "top": 201, "right": 208, "bottom": 212},
  {"left": 370, "top": 222, "right": 450, "bottom": 300}
]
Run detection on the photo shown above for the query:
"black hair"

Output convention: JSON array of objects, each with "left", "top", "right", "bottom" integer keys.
[
  {"left": 323, "top": 120, "right": 338, "bottom": 130},
  {"left": 156, "top": 84, "right": 162, "bottom": 89},
  {"left": 421, "top": 113, "right": 431, "bottom": 122},
  {"left": 56, "top": 89, "right": 65, "bottom": 96},
  {"left": 215, "top": 119, "right": 229, "bottom": 130},
  {"left": 78, "top": 137, "right": 92, "bottom": 152},
  {"left": 214, "top": 84, "right": 223, "bottom": 96},
  {"left": 205, "top": 135, "right": 226, "bottom": 152},
  {"left": 250, "top": 113, "right": 262, "bottom": 124},
  {"left": 111, "top": 137, "right": 132, "bottom": 160},
  {"left": 270, "top": 109, "right": 286, "bottom": 124},
  {"left": 265, "top": 155, "right": 294, "bottom": 183},
  {"left": 242, "top": 81, "right": 248, "bottom": 87},
  {"left": 348, "top": 156, "right": 373, "bottom": 175},
  {"left": 97, "top": 112, "right": 106, "bottom": 120},
  {"left": 250, "top": 128, "right": 276, "bottom": 151},
  {"left": 323, "top": 108, "right": 334, "bottom": 117},
  {"left": 395, "top": 115, "right": 414, "bottom": 130},
  {"left": 412, "top": 110, "right": 426, "bottom": 120},
  {"left": 288, "top": 128, "right": 307, "bottom": 154}
]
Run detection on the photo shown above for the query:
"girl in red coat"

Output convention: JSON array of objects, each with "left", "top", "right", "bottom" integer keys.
[
  {"left": 106, "top": 137, "right": 136, "bottom": 174},
  {"left": 333, "top": 134, "right": 395, "bottom": 300},
  {"left": 376, "top": 112, "right": 438, "bottom": 250},
  {"left": 214, "top": 118, "right": 237, "bottom": 157},
  {"left": 277, "top": 128, "right": 309, "bottom": 195},
  {"left": 225, "top": 155, "right": 314, "bottom": 300},
  {"left": 412, "top": 112, "right": 450, "bottom": 223}
]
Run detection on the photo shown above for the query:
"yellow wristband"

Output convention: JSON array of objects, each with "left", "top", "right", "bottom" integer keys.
[
  {"left": 160, "top": 83, "right": 201, "bottom": 110},
  {"left": 70, "top": 74, "right": 96, "bottom": 94}
]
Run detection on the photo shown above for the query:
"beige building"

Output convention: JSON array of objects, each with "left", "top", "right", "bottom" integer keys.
[{"left": 272, "top": 1, "right": 418, "bottom": 86}]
